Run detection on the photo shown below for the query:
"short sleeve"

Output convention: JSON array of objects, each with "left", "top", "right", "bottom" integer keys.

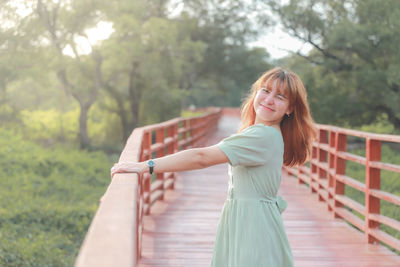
[{"left": 217, "top": 125, "right": 280, "bottom": 167}]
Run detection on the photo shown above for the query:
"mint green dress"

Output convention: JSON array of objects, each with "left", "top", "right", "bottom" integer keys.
[{"left": 211, "top": 124, "right": 294, "bottom": 267}]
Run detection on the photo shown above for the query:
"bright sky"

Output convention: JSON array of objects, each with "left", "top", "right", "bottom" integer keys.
[
  {"left": 11, "top": 0, "right": 311, "bottom": 60},
  {"left": 246, "top": 0, "right": 312, "bottom": 59},
  {"left": 68, "top": 22, "right": 311, "bottom": 60},
  {"left": 167, "top": 0, "right": 311, "bottom": 59},
  {"left": 62, "top": 21, "right": 114, "bottom": 57},
  {"left": 74, "top": 0, "right": 312, "bottom": 60},
  {"left": 249, "top": 28, "right": 313, "bottom": 59}
]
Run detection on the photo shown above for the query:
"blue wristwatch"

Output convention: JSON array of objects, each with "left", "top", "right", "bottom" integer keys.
[{"left": 147, "top": 159, "right": 155, "bottom": 174}]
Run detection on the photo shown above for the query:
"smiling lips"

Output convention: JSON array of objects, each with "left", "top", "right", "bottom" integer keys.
[{"left": 260, "top": 104, "right": 274, "bottom": 111}]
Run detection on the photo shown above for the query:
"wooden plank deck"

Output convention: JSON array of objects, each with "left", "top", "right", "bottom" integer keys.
[{"left": 138, "top": 116, "right": 400, "bottom": 267}]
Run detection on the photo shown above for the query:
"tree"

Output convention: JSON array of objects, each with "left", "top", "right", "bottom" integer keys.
[
  {"left": 98, "top": 0, "right": 206, "bottom": 142},
  {"left": 1, "top": 0, "right": 275, "bottom": 147},
  {"left": 264, "top": 0, "right": 400, "bottom": 129},
  {"left": 178, "top": 0, "right": 272, "bottom": 107},
  {"left": 35, "top": 0, "right": 103, "bottom": 149},
  {"left": 0, "top": 1, "right": 41, "bottom": 126}
]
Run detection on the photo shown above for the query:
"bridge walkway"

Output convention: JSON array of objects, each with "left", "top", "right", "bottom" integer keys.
[{"left": 138, "top": 115, "right": 400, "bottom": 267}]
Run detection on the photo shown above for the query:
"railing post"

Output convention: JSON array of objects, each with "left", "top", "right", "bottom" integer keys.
[
  {"left": 136, "top": 181, "right": 142, "bottom": 260},
  {"left": 156, "top": 128, "right": 165, "bottom": 200},
  {"left": 196, "top": 117, "right": 200, "bottom": 147},
  {"left": 202, "top": 116, "right": 208, "bottom": 146},
  {"left": 137, "top": 148, "right": 145, "bottom": 260},
  {"left": 298, "top": 165, "right": 304, "bottom": 185},
  {"left": 333, "top": 132, "right": 347, "bottom": 218},
  {"left": 173, "top": 123, "right": 178, "bottom": 153},
  {"left": 310, "top": 144, "right": 318, "bottom": 190},
  {"left": 297, "top": 166, "right": 304, "bottom": 184},
  {"left": 167, "top": 125, "right": 175, "bottom": 155},
  {"left": 184, "top": 119, "right": 189, "bottom": 149},
  {"left": 180, "top": 120, "right": 186, "bottom": 150},
  {"left": 317, "top": 129, "right": 328, "bottom": 201},
  {"left": 168, "top": 124, "right": 178, "bottom": 190},
  {"left": 365, "top": 138, "right": 381, "bottom": 244},
  {"left": 143, "top": 132, "right": 152, "bottom": 215},
  {"left": 328, "top": 130, "right": 336, "bottom": 211},
  {"left": 190, "top": 118, "right": 195, "bottom": 148},
  {"left": 193, "top": 118, "right": 197, "bottom": 147},
  {"left": 199, "top": 117, "right": 204, "bottom": 147}
]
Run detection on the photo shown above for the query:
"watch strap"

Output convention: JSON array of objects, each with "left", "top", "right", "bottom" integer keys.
[{"left": 147, "top": 159, "right": 155, "bottom": 174}]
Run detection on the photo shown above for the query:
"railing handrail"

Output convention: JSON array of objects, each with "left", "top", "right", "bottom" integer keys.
[
  {"left": 317, "top": 123, "right": 400, "bottom": 142},
  {"left": 75, "top": 108, "right": 222, "bottom": 267},
  {"left": 284, "top": 123, "right": 400, "bottom": 252}
]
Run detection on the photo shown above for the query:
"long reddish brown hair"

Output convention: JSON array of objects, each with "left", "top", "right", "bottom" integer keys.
[{"left": 240, "top": 67, "right": 317, "bottom": 166}]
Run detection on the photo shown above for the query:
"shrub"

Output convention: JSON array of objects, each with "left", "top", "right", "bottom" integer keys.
[{"left": 0, "top": 128, "right": 111, "bottom": 266}]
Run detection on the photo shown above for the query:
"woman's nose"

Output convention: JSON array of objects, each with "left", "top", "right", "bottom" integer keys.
[{"left": 265, "top": 93, "right": 274, "bottom": 105}]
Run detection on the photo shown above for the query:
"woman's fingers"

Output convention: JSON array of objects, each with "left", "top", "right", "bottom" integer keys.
[
  {"left": 110, "top": 162, "right": 142, "bottom": 179},
  {"left": 110, "top": 164, "right": 121, "bottom": 178}
]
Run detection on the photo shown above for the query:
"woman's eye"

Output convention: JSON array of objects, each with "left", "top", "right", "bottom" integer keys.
[{"left": 276, "top": 94, "right": 286, "bottom": 100}]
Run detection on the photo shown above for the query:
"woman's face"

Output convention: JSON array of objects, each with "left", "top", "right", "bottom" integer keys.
[{"left": 253, "top": 79, "right": 291, "bottom": 127}]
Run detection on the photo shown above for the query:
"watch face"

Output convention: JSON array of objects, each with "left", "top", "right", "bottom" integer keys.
[{"left": 148, "top": 160, "right": 155, "bottom": 167}]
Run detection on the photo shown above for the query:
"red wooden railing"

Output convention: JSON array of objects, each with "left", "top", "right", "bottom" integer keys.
[
  {"left": 75, "top": 108, "right": 221, "bottom": 267},
  {"left": 284, "top": 124, "right": 400, "bottom": 252}
]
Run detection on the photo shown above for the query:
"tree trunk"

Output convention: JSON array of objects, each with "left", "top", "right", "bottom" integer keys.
[
  {"left": 118, "top": 99, "right": 130, "bottom": 143},
  {"left": 78, "top": 101, "right": 91, "bottom": 149},
  {"left": 37, "top": 2, "right": 100, "bottom": 150},
  {"left": 128, "top": 62, "right": 141, "bottom": 131},
  {"left": 103, "top": 83, "right": 131, "bottom": 143}
]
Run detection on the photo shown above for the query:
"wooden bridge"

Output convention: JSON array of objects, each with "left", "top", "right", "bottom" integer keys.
[{"left": 75, "top": 108, "right": 400, "bottom": 267}]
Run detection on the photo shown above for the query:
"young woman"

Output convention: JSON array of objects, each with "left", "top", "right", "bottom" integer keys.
[{"left": 111, "top": 67, "right": 316, "bottom": 267}]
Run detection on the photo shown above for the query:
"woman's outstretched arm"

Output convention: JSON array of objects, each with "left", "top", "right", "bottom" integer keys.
[{"left": 111, "top": 145, "right": 229, "bottom": 178}]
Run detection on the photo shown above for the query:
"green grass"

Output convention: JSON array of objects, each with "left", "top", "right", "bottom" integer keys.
[{"left": 0, "top": 128, "right": 111, "bottom": 266}]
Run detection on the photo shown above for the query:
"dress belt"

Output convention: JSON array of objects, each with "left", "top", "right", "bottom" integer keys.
[
  {"left": 259, "top": 195, "right": 288, "bottom": 214},
  {"left": 226, "top": 195, "right": 288, "bottom": 214}
]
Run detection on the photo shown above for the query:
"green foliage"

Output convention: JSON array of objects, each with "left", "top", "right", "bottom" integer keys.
[
  {"left": 0, "top": 128, "right": 110, "bottom": 266},
  {"left": 20, "top": 108, "right": 79, "bottom": 142},
  {"left": 179, "top": 1, "right": 272, "bottom": 108},
  {"left": 87, "top": 103, "right": 124, "bottom": 147},
  {"left": 14, "top": 104, "right": 124, "bottom": 150},
  {"left": 356, "top": 114, "right": 398, "bottom": 135},
  {"left": 270, "top": 0, "right": 400, "bottom": 130},
  {"left": 1, "top": 0, "right": 272, "bottom": 147}
]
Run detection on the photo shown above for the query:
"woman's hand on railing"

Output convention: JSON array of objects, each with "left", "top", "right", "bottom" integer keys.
[{"left": 111, "top": 162, "right": 147, "bottom": 178}]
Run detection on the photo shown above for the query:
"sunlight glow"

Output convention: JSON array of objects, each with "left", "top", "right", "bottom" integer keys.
[
  {"left": 249, "top": 26, "right": 313, "bottom": 59},
  {"left": 62, "top": 21, "right": 114, "bottom": 57}
]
